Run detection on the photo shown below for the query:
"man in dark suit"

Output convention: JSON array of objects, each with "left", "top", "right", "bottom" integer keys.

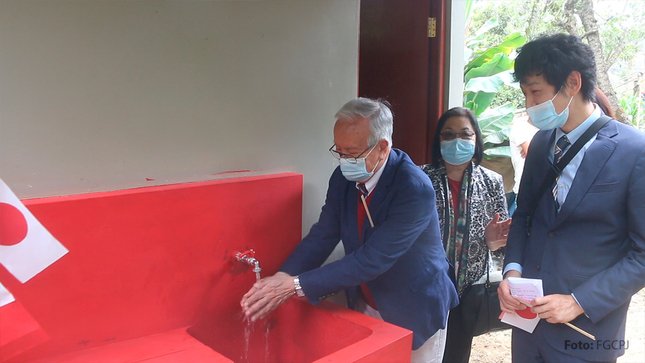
[
  {"left": 241, "top": 97, "right": 458, "bottom": 362},
  {"left": 498, "top": 34, "right": 645, "bottom": 363}
]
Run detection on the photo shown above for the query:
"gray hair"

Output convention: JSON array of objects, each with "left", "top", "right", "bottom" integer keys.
[{"left": 334, "top": 97, "right": 393, "bottom": 146}]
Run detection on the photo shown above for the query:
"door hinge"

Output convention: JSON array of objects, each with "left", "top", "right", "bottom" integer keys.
[{"left": 428, "top": 17, "right": 437, "bottom": 38}]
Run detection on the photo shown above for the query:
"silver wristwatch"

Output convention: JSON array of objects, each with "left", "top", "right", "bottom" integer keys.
[{"left": 293, "top": 276, "right": 305, "bottom": 297}]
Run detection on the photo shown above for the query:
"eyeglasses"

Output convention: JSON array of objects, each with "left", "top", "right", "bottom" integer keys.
[
  {"left": 329, "top": 144, "right": 376, "bottom": 164},
  {"left": 440, "top": 130, "right": 475, "bottom": 140}
]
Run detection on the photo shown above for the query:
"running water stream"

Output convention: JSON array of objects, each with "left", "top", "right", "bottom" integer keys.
[{"left": 241, "top": 271, "right": 271, "bottom": 362}]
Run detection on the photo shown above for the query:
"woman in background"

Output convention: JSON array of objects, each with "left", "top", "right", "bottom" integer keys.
[{"left": 421, "top": 107, "right": 511, "bottom": 363}]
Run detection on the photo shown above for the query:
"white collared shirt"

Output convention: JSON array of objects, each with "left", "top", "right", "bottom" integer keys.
[
  {"left": 552, "top": 105, "right": 602, "bottom": 209},
  {"left": 357, "top": 151, "right": 390, "bottom": 195}
]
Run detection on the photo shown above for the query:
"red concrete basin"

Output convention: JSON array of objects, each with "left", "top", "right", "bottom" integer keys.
[
  {"left": 188, "top": 298, "right": 412, "bottom": 363},
  {"left": 0, "top": 174, "right": 411, "bottom": 362}
]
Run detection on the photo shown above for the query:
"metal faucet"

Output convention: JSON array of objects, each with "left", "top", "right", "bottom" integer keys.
[{"left": 234, "top": 249, "right": 262, "bottom": 277}]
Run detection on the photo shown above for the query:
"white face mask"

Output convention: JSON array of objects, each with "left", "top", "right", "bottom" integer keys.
[
  {"left": 440, "top": 139, "right": 476, "bottom": 166},
  {"left": 526, "top": 90, "right": 574, "bottom": 130},
  {"left": 339, "top": 145, "right": 379, "bottom": 182}
]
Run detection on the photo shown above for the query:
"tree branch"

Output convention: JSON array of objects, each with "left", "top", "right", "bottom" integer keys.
[
  {"left": 605, "top": 42, "right": 625, "bottom": 65},
  {"left": 525, "top": 0, "right": 539, "bottom": 39},
  {"left": 579, "top": 29, "right": 599, "bottom": 39}
]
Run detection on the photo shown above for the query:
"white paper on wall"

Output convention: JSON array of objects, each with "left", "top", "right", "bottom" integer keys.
[{"left": 0, "top": 179, "right": 68, "bottom": 283}]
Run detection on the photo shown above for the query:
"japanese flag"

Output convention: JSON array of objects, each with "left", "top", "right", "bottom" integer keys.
[{"left": 0, "top": 179, "right": 68, "bottom": 283}]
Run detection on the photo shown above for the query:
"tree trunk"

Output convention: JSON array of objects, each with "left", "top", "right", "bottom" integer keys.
[
  {"left": 575, "top": 0, "right": 627, "bottom": 121},
  {"left": 562, "top": 0, "right": 579, "bottom": 36}
]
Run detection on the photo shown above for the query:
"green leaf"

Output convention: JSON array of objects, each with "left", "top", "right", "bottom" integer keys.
[
  {"left": 465, "top": 54, "right": 514, "bottom": 81},
  {"left": 496, "top": 32, "right": 526, "bottom": 52},
  {"left": 465, "top": 0, "right": 474, "bottom": 24},
  {"left": 464, "top": 72, "right": 517, "bottom": 116},
  {"left": 465, "top": 32, "right": 526, "bottom": 71},
  {"left": 464, "top": 74, "right": 506, "bottom": 93},
  {"left": 483, "top": 129, "right": 511, "bottom": 144},
  {"left": 464, "top": 92, "right": 496, "bottom": 116},
  {"left": 463, "top": 26, "right": 526, "bottom": 155},
  {"left": 477, "top": 104, "right": 515, "bottom": 143},
  {"left": 479, "top": 103, "right": 516, "bottom": 120}
]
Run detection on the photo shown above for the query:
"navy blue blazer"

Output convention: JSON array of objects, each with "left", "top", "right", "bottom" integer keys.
[
  {"left": 505, "top": 119, "right": 645, "bottom": 360},
  {"left": 281, "top": 148, "right": 458, "bottom": 349}
]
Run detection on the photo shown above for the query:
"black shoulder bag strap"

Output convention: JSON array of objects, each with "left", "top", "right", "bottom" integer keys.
[{"left": 526, "top": 115, "right": 611, "bottom": 234}]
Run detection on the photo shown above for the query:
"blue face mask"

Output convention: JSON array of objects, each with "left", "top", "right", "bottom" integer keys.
[
  {"left": 339, "top": 146, "right": 379, "bottom": 182},
  {"left": 526, "top": 91, "right": 574, "bottom": 130},
  {"left": 440, "top": 139, "right": 475, "bottom": 166}
]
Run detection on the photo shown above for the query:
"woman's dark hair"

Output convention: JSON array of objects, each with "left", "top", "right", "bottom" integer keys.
[
  {"left": 431, "top": 107, "right": 484, "bottom": 167},
  {"left": 514, "top": 33, "right": 597, "bottom": 102},
  {"left": 594, "top": 87, "right": 617, "bottom": 119}
]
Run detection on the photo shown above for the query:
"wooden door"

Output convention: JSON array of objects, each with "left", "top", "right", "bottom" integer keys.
[{"left": 359, "top": 0, "right": 447, "bottom": 165}]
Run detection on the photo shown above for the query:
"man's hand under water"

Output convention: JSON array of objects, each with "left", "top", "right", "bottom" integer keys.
[{"left": 241, "top": 271, "right": 296, "bottom": 322}]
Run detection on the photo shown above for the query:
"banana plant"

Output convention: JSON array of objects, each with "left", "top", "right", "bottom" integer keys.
[
  {"left": 463, "top": 30, "right": 526, "bottom": 158},
  {"left": 477, "top": 104, "right": 515, "bottom": 158}
]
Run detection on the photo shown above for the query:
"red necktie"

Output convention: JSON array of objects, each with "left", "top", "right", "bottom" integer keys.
[{"left": 356, "top": 183, "right": 377, "bottom": 309}]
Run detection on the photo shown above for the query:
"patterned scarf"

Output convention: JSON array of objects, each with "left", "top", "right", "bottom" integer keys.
[{"left": 443, "top": 164, "right": 473, "bottom": 296}]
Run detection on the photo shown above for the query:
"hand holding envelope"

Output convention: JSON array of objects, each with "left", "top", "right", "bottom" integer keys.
[
  {"left": 500, "top": 277, "right": 595, "bottom": 340},
  {"left": 500, "top": 277, "right": 542, "bottom": 333}
]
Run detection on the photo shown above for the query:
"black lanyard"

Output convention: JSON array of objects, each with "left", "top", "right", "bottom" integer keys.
[{"left": 526, "top": 115, "right": 611, "bottom": 234}]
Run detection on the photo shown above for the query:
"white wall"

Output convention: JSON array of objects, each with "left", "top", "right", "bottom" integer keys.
[{"left": 0, "top": 0, "right": 360, "bottom": 233}]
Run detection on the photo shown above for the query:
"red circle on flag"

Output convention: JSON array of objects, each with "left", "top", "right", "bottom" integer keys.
[
  {"left": 0, "top": 202, "right": 28, "bottom": 246},
  {"left": 516, "top": 306, "right": 538, "bottom": 319}
]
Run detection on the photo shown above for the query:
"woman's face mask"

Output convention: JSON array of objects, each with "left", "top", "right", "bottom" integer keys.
[
  {"left": 527, "top": 90, "right": 574, "bottom": 130},
  {"left": 440, "top": 139, "right": 476, "bottom": 166}
]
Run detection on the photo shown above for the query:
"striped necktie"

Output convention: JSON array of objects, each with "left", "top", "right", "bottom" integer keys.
[
  {"left": 356, "top": 183, "right": 368, "bottom": 196},
  {"left": 552, "top": 134, "right": 571, "bottom": 211}
]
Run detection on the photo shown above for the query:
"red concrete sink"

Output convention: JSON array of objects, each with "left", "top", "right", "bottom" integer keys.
[
  {"left": 188, "top": 299, "right": 412, "bottom": 362},
  {"left": 0, "top": 174, "right": 411, "bottom": 362}
]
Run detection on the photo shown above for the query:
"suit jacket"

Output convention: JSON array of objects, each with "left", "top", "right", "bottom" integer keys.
[
  {"left": 281, "top": 148, "right": 458, "bottom": 349},
  {"left": 504, "top": 119, "right": 645, "bottom": 361}
]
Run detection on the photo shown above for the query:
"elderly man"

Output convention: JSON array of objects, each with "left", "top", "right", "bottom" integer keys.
[{"left": 241, "top": 97, "right": 458, "bottom": 362}]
